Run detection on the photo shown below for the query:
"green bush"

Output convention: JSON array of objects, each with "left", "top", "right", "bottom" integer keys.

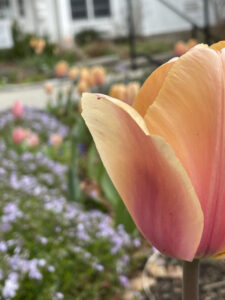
[{"left": 75, "top": 29, "right": 102, "bottom": 46}]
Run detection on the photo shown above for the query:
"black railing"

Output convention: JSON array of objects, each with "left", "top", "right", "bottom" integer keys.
[{"left": 128, "top": 0, "right": 214, "bottom": 69}]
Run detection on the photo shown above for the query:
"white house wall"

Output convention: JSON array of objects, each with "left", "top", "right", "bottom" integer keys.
[{"left": 8, "top": 0, "right": 219, "bottom": 44}]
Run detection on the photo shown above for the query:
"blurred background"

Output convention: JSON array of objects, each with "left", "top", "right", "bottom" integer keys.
[{"left": 0, "top": 1, "right": 224, "bottom": 300}]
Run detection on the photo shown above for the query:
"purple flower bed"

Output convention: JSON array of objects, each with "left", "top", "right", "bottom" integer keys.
[{"left": 0, "top": 108, "right": 141, "bottom": 300}]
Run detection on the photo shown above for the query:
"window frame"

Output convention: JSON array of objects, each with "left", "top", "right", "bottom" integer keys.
[
  {"left": 70, "top": 0, "right": 88, "bottom": 20},
  {"left": 70, "top": 0, "right": 111, "bottom": 21}
]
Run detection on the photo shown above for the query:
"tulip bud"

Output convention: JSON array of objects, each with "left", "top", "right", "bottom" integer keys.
[
  {"left": 91, "top": 66, "right": 106, "bottom": 86},
  {"left": 125, "top": 81, "right": 140, "bottom": 105},
  {"left": 80, "top": 68, "right": 90, "bottom": 82},
  {"left": 187, "top": 39, "right": 198, "bottom": 50},
  {"left": 109, "top": 84, "right": 127, "bottom": 101},
  {"left": 35, "top": 39, "right": 46, "bottom": 55},
  {"left": 55, "top": 61, "right": 68, "bottom": 77},
  {"left": 77, "top": 80, "right": 88, "bottom": 94},
  {"left": 44, "top": 82, "right": 53, "bottom": 94},
  {"left": 12, "top": 127, "right": 27, "bottom": 144},
  {"left": 12, "top": 101, "right": 24, "bottom": 118},
  {"left": 29, "top": 38, "right": 37, "bottom": 48},
  {"left": 50, "top": 134, "right": 63, "bottom": 147},
  {"left": 27, "top": 133, "right": 39, "bottom": 147},
  {"left": 68, "top": 67, "right": 79, "bottom": 80},
  {"left": 174, "top": 41, "right": 188, "bottom": 56}
]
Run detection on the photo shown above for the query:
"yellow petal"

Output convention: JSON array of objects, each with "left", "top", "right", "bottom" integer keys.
[
  {"left": 132, "top": 58, "right": 178, "bottom": 116},
  {"left": 145, "top": 46, "right": 225, "bottom": 257},
  {"left": 81, "top": 93, "right": 203, "bottom": 261}
]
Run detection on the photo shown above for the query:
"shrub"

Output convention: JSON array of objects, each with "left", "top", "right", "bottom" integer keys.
[{"left": 75, "top": 29, "right": 102, "bottom": 46}]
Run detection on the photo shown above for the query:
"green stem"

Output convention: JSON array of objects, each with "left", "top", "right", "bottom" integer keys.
[{"left": 183, "top": 259, "right": 200, "bottom": 300}]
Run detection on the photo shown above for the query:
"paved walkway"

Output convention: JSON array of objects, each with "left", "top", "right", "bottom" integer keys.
[{"left": 0, "top": 80, "right": 71, "bottom": 110}]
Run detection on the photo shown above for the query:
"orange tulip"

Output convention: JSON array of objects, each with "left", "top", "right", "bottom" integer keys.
[
  {"left": 91, "top": 66, "right": 106, "bottom": 86},
  {"left": 55, "top": 61, "right": 68, "bottom": 77},
  {"left": 109, "top": 84, "right": 127, "bottom": 102},
  {"left": 68, "top": 67, "right": 79, "bottom": 81},
  {"left": 77, "top": 80, "right": 88, "bottom": 94},
  {"left": 125, "top": 81, "right": 140, "bottom": 105},
  {"left": 81, "top": 42, "right": 225, "bottom": 261}
]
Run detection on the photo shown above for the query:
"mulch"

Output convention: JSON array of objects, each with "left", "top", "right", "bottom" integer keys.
[{"left": 142, "top": 255, "right": 225, "bottom": 299}]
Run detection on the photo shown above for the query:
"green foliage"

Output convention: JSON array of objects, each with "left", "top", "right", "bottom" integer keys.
[{"left": 75, "top": 29, "right": 102, "bottom": 46}]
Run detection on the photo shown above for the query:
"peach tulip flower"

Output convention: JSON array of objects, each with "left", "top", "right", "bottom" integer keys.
[
  {"left": 77, "top": 80, "right": 88, "bottom": 94},
  {"left": 68, "top": 67, "right": 79, "bottom": 81},
  {"left": 91, "top": 66, "right": 106, "bottom": 86},
  {"left": 187, "top": 39, "right": 198, "bottom": 50},
  {"left": 109, "top": 84, "right": 127, "bottom": 102},
  {"left": 12, "top": 128, "right": 27, "bottom": 144},
  {"left": 44, "top": 82, "right": 53, "bottom": 94},
  {"left": 81, "top": 42, "right": 225, "bottom": 261},
  {"left": 12, "top": 101, "right": 24, "bottom": 118},
  {"left": 125, "top": 82, "right": 140, "bottom": 105},
  {"left": 50, "top": 134, "right": 63, "bottom": 147},
  {"left": 55, "top": 61, "right": 68, "bottom": 77},
  {"left": 27, "top": 133, "right": 39, "bottom": 147},
  {"left": 174, "top": 40, "right": 188, "bottom": 56}
]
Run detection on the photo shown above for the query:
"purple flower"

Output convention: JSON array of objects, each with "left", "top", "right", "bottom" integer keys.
[{"left": 119, "top": 275, "right": 130, "bottom": 288}]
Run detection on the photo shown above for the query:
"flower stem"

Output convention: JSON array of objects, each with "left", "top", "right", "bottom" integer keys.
[{"left": 183, "top": 259, "right": 200, "bottom": 300}]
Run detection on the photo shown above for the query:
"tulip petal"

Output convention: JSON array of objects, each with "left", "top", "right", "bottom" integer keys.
[
  {"left": 210, "top": 41, "right": 225, "bottom": 51},
  {"left": 144, "top": 46, "right": 225, "bottom": 257},
  {"left": 132, "top": 58, "right": 177, "bottom": 116},
  {"left": 81, "top": 93, "right": 203, "bottom": 261}
]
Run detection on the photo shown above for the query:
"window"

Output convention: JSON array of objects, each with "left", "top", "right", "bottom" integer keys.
[
  {"left": 70, "top": 0, "right": 88, "bottom": 20},
  {"left": 0, "top": 0, "right": 10, "bottom": 18},
  {"left": 18, "top": 0, "right": 25, "bottom": 17},
  {"left": 93, "top": 0, "right": 110, "bottom": 17}
]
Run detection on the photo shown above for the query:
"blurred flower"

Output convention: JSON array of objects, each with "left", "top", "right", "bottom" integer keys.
[
  {"left": 68, "top": 67, "right": 79, "bottom": 81},
  {"left": 109, "top": 84, "right": 126, "bottom": 101},
  {"left": 35, "top": 39, "right": 46, "bottom": 55},
  {"left": 187, "top": 38, "right": 198, "bottom": 50},
  {"left": 44, "top": 82, "right": 53, "bottom": 94},
  {"left": 26, "top": 133, "right": 39, "bottom": 147},
  {"left": 119, "top": 275, "right": 130, "bottom": 288},
  {"left": 125, "top": 81, "right": 140, "bottom": 105},
  {"left": 174, "top": 40, "right": 188, "bottom": 56},
  {"left": 50, "top": 133, "right": 63, "bottom": 147},
  {"left": 174, "top": 39, "right": 198, "bottom": 56},
  {"left": 80, "top": 68, "right": 90, "bottom": 82},
  {"left": 29, "top": 38, "right": 37, "bottom": 48},
  {"left": 12, "top": 128, "right": 27, "bottom": 144},
  {"left": 29, "top": 38, "right": 46, "bottom": 55},
  {"left": 55, "top": 61, "right": 68, "bottom": 77},
  {"left": 56, "top": 292, "right": 64, "bottom": 299},
  {"left": 12, "top": 101, "right": 24, "bottom": 119},
  {"left": 77, "top": 80, "right": 88, "bottom": 94},
  {"left": 91, "top": 66, "right": 106, "bottom": 86},
  {"left": 65, "top": 35, "right": 73, "bottom": 44}
]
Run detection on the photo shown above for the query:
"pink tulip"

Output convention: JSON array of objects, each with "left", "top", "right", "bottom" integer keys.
[
  {"left": 26, "top": 133, "right": 39, "bottom": 147},
  {"left": 12, "top": 128, "right": 27, "bottom": 144},
  {"left": 81, "top": 41, "right": 225, "bottom": 261},
  {"left": 12, "top": 101, "right": 24, "bottom": 118},
  {"left": 50, "top": 134, "right": 63, "bottom": 147}
]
